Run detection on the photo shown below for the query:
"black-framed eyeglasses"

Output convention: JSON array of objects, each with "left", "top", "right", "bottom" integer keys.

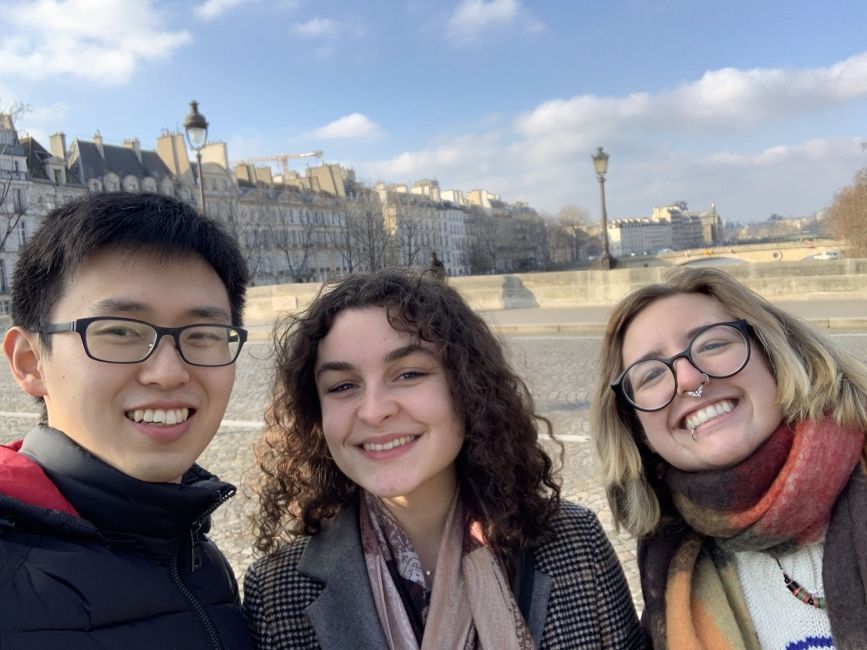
[
  {"left": 611, "top": 319, "right": 751, "bottom": 412},
  {"left": 38, "top": 317, "right": 248, "bottom": 367}
]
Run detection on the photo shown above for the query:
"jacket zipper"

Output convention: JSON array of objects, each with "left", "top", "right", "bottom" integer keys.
[{"left": 169, "top": 486, "right": 235, "bottom": 650}]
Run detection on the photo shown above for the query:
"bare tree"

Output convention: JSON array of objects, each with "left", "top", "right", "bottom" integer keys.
[
  {"left": 392, "top": 196, "right": 426, "bottom": 267},
  {"left": 545, "top": 220, "right": 575, "bottom": 269},
  {"left": 270, "top": 211, "right": 320, "bottom": 282},
  {"left": 349, "top": 192, "right": 393, "bottom": 272},
  {"left": 467, "top": 239, "right": 492, "bottom": 275},
  {"left": 827, "top": 168, "right": 867, "bottom": 257},
  {"left": 466, "top": 210, "right": 497, "bottom": 274},
  {"left": 225, "top": 201, "right": 270, "bottom": 284},
  {"left": 0, "top": 102, "right": 31, "bottom": 254},
  {"left": 472, "top": 213, "right": 508, "bottom": 273},
  {"left": 327, "top": 217, "right": 358, "bottom": 274},
  {"left": 555, "top": 206, "right": 593, "bottom": 265}
]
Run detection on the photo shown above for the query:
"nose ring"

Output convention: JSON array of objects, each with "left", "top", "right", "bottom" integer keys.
[{"left": 685, "top": 373, "right": 710, "bottom": 399}]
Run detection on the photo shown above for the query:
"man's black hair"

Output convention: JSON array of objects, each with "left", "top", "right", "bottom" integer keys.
[{"left": 12, "top": 192, "right": 249, "bottom": 337}]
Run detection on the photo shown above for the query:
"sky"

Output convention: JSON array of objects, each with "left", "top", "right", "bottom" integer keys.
[{"left": 2, "top": 0, "right": 867, "bottom": 223}]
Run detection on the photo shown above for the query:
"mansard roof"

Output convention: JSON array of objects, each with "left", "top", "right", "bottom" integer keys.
[
  {"left": 140, "top": 150, "right": 173, "bottom": 179},
  {"left": 19, "top": 136, "right": 83, "bottom": 185},
  {"left": 70, "top": 139, "right": 173, "bottom": 182}
]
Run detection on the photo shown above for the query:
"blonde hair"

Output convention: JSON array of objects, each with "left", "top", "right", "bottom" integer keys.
[{"left": 591, "top": 267, "right": 867, "bottom": 538}]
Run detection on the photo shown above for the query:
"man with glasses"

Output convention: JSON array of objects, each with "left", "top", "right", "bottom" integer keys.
[{"left": 0, "top": 192, "right": 253, "bottom": 648}]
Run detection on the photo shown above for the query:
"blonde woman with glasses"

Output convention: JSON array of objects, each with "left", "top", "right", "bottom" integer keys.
[{"left": 592, "top": 267, "right": 867, "bottom": 649}]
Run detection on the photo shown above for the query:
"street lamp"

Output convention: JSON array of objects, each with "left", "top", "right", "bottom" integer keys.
[
  {"left": 183, "top": 100, "right": 209, "bottom": 213},
  {"left": 592, "top": 146, "right": 612, "bottom": 269}
]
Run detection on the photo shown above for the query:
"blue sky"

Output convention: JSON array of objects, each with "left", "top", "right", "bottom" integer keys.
[{"left": 2, "top": 0, "right": 867, "bottom": 222}]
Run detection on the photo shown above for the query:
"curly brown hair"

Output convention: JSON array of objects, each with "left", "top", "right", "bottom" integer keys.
[{"left": 252, "top": 269, "right": 562, "bottom": 558}]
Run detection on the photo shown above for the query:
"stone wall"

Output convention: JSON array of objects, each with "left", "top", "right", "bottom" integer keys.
[{"left": 244, "top": 259, "right": 867, "bottom": 324}]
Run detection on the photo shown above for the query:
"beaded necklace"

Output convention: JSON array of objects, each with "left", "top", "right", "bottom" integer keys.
[{"left": 775, "top": 558, "right": 826, "bottom": 609}]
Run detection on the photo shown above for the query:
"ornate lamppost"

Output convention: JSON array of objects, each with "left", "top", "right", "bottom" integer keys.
[
  {"left": 592, "top": 146, "right": 612, "bottom": 269},
  {"left": 183, "top": 100, "right": 209, "bottom": 213}
]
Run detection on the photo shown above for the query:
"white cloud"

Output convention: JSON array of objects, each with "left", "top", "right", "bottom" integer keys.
[
  {"left": 308, "top": 114, "right": 382, "bottom": 140},
  {"left": 363, "top": 53, "right": 867, "bottom": 221},
  {"left": 288, "top": 16, "right": 365, "bottom": 59},
  {"left": 0, "top": 0, "right": 191, "bottom": 85},
  {"left": 515, "top": 51, "right": 867, "bottom": 139},
  {"left": 194, "top": 0, "right": 258, "bottom": 21},
  {"left": 367, "top": 132, "right": 499, "bottom": 180},
  {"left": 292, "top": 17, "right": 338, "bottom": 37},
  {"left": 446, "top": 0, "right": 541, "bottom": 43}
]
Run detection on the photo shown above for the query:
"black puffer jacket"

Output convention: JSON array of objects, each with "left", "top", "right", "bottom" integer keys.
[{"left": 0, "top": 425, "right": 252, "bottom": 649}]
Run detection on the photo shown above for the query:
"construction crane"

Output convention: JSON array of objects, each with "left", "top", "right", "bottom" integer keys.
[{"left": 236, "top": 150, "right": 324, "bottom": 184}]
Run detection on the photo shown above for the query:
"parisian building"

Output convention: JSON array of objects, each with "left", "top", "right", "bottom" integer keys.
[{"left": 0, "top": 114, "right": 549, "bottom": 295}]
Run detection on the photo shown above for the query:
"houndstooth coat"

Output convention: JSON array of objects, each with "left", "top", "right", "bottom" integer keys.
[{"left": 243, "top": 500, "right": 644, "bottom": 649}]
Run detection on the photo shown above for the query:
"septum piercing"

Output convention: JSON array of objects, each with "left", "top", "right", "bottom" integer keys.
[{"left": 685, "top": 373, "right": 710, "bottom": 398}]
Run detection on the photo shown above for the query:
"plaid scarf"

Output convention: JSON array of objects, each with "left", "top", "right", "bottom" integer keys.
[
  {"left": 360, "top": 490, "right": 534, "bottom": 650},
  {"left": 638, "top": 418, "right": 867, "bottom": 649}
]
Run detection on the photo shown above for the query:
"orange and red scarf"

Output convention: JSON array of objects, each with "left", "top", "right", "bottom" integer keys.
[{"left": 639, "top": 418, "right": 867, "bottom": 649}]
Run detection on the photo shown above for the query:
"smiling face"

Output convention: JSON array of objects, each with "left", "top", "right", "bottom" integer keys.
[
  {"left": 314, "top": 307, "right": 464, "bottom": 509},
  {"left": 621, "top": 292, "right": 783, "bottom": 471},
  {"left": 4, "top": 248, "right": 236, "bottom": 483}
]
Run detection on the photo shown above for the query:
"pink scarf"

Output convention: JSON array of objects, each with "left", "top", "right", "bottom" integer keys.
[{"left": 360, "top": 490, "right": 534, "bottom": 650}]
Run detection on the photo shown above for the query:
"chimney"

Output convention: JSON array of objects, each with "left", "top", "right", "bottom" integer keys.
[
  {"left": 123, "top": 137, "right": 142, "bottom": 163},
  {"left": 49, "top": 132, "right": 67, "bottom": 162},
  {"left": 93, "top": 130, "right": 104, "bottom": 158}
]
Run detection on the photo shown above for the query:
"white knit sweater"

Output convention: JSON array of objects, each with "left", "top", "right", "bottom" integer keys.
[{"left": 733, "top": 542, "right": 833, "bottom": 649}]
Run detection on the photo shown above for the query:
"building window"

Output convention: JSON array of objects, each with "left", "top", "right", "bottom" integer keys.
[
  {"left": 0, "top": 260, "right": 7, "bottom": 294},
  {"left": 17, "top": 220, "right": 27, "bottom": 247},
  {"left": 53, "top": 168, "right": 63, "bottom": 185},
  {"left": 12, "top": 189, "right": 25, "bottom": 212}
]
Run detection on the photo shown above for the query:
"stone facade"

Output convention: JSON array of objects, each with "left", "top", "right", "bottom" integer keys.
[
  {"left": 610, "top": 202, "right": 723, "bottom": 257},
  {"left": 0, "top": 117, "right": 87, "bottom": 313},
  {"left": 0, "top": 113, "right": 548, "bottom": 290}
]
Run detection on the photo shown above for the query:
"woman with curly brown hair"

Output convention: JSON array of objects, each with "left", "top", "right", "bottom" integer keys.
[{"left": 243, "top": 269, "right": 643, "bottom": 649}]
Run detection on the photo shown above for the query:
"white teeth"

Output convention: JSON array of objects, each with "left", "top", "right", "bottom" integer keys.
[
  {"left": 126, "top": 408, "right": 190, "bottom": 425},
  {"left": 362, "top": 435, "right": 417, "bottom": 452},
  {"left": 685, "top": 400, "right": 733, "bottom": 431}
]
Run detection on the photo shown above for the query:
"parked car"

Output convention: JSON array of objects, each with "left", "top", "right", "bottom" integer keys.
[{"left": 814, "top": 250, "right": 841, "bottom": 260}]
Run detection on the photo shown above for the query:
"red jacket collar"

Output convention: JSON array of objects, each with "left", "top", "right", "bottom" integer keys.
[{"left": 0, "top": 441, "right": 78, "bottom": 516}]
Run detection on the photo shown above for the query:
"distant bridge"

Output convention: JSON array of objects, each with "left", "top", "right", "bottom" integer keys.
[{"left": 621, "top": 240, "right": 846, "bottom": 267}]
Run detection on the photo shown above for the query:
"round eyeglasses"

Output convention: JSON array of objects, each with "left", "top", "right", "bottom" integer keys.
[
  {"left": 611, "top": 319, "right": 751, "bottom": 412},
  {"left": 39, "top": 317, "right": 247, "bottom": 367}
]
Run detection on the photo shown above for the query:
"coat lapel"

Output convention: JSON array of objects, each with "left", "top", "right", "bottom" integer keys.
[
  {"left": 298, "top": 501, "right": 554, "bottom": 648},
  {"left": 298, "top": 501, "right": 389, "bottom": 649},
  {"left": 513, "top": 549, "right": 553, "bottom": 646},
  {"left": 526, "top": 568, "right": 552, "bottom": 645}
]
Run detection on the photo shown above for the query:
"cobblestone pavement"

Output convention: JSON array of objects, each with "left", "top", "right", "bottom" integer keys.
[{"left": 2, "top": 332, "right": 867, "bottom": 611}]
